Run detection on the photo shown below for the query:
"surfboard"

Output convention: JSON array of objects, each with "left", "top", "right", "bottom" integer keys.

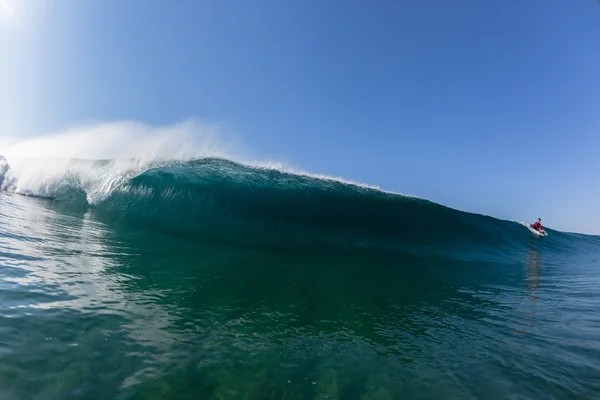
[{"left": 523, "top": 223, "right": 547, "bottom": 237}]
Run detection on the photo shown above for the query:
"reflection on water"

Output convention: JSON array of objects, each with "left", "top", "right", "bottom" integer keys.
[
  {"left": 514, "top": 246, "right": 543, "bottom": 335},
  {"left": 0, "top": 193, "right": 191, "bottom": 398},
  {"left": 527, "top": 248, "right": 541, "bottom": 302}
]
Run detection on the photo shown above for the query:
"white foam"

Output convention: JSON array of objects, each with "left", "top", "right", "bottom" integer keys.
[
  {"left": 0, "top": 119, "right": 237, "bottom": 202},
  {"left": 1, "top": 119, "right": 417, "bottom": 203}
]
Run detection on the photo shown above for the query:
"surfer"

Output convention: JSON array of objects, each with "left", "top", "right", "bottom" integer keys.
[{"left": 531, "top": 218, "right": 545, "bottom": 234}]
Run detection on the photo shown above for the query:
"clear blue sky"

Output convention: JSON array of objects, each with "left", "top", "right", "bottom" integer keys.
[{"left": 1, "top": 0, "right": 599, "bottom": 234}]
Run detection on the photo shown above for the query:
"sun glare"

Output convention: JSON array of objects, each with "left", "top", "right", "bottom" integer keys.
[{"left": 0, "top": 0, "right": 18, "bottom": 23}]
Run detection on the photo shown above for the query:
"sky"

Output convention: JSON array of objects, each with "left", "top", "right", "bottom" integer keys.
[{"left": 0, "top": 0, "right": 599, "bottom": 234}]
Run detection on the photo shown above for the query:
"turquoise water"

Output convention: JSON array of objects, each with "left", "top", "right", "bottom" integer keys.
[{"left": 1, "top": 158, "right": 599, "bottom": 399}]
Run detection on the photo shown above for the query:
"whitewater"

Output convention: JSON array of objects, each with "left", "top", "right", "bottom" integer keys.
[{"left": 1, "top": 124, "right": 599, "bottom": 399}]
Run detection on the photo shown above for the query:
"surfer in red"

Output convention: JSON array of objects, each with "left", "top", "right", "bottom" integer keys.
[{"left": 531, "top": 218, "right": 544, "bottom": 233}]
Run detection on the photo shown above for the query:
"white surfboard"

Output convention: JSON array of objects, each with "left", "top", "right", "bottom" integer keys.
[{"left": 520, "top": 222, "right": 548, "bottom": 237}]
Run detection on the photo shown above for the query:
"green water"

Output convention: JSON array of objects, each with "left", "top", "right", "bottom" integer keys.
[{"left": 1, "top": 191, "right": 599, "bottom": 399}]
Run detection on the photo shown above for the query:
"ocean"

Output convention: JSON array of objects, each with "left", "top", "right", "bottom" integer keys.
[{"left": 0, "top": 156, "right": 599, "bottom": 399}]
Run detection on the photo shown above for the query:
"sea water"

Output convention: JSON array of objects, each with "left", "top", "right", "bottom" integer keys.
[{"left": 0, "top": 157, "right": 599, "bottom": 399}]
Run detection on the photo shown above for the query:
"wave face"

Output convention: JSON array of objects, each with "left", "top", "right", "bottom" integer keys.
[{"left": 0, "top": 156, "right": 597, "bottom": 259}]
